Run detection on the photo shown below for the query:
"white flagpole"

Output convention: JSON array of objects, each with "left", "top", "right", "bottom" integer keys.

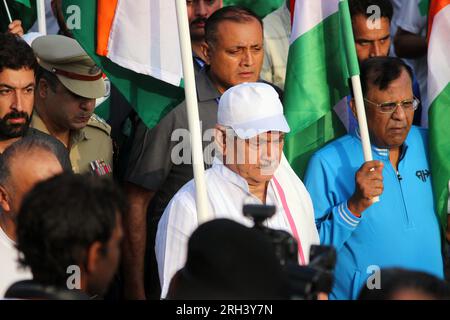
[
  {"left": 37, "top": 0, "right": 46, "bottom": 35},
  {"left": 351, "top": 75, "right": 379, "bottom": 202},
  {"left": 2, "top": 0, "right": 12, "bottom": 23},
  {"left": 174, "top": 0, "right": 210, "bottom": 223},
  {"left": 340, "top": 0, "right": 379, "bottom": 202},
  {"left": 351, "top": 75, "right": 373, "bottom": 163}
]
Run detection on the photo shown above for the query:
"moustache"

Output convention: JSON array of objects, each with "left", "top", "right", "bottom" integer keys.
[
  {"left": 78, "top": 113, "right": 93, "bottom": 118},
  {"left": 3, "top": 111, "right": 30, "bottom": 122},
  {"left": 191, "top": 17, "right": 207, "bottom": 26},
  {"left": 259, "top": 158, "right": 279, "bottom": 169},
  {"left": 259, "top": 159, "right": 279, "bottom": 176}
]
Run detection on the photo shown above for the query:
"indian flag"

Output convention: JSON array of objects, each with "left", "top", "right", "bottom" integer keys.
[
  {"left": 428, "top": 0, "right": 450, "bottom": 233},
  {"left": 223, "top": 0, "right": 284, "bottom": 18},
  {"left": 96, "top": 0, "right": 183, "bottom": 87},
  {"left": 62, "top": 0, "right": 184, "bottom": 129},
  {"left": 284, "top": 0, "right": 358, "bottom": 177}
]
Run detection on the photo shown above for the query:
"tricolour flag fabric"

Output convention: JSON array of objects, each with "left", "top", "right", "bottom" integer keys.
[
  {"left": 428, "top": 0, "right": 450, "bottom": 232},
  {"left": 16, "top": 0, "right": 31, "bottom": 6},
  {"left": 223, "top": 0, "right": 284, "bottom": 18},
  {"left": 96, "top": 0, "right": 183, "bottom": 87},
  {"left": 283, "top": 0, "right": 358, "bottom": 178},
  {"left": 62, "top": 0, "right": 184, "bottom": 129}
]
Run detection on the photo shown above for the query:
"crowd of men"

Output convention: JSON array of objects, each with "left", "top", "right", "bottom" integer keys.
[{"left": 0, "top": 0, "right": 448, "bottom": 300}]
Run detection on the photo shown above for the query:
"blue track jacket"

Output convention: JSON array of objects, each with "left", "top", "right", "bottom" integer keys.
[{"left": 304, "top": 126, "right": 444, "bottom": 300}]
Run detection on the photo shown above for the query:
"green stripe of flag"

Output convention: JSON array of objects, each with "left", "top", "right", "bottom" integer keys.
[
  {"left": 223, "top": 0, "right": 284, "bottom": 18},
  {"left": 15, "top": 0, "right": 31, "bottom": 8},
  {"left": 419, "top": 0, "right": 430, "bottom": 16},
  {"left": 62, "top": 0, "right": 184, "bottom": 129},
  {"left": 284, "top": 112, "right": 346, "bottom": 179},
  {"left": 430, "top": 83, "right": 450, "bottom": 234},
  {"left": 284, "top": 13, "right": 350, "bottom": 133},
  {"left": 284, "top": 1, "right": 357, "bottom": 177},
  {"left": 339, "top": 0, "right": 360, "bottom": 77}
]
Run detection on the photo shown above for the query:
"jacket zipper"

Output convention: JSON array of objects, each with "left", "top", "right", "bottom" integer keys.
[{"left": 392, "top": 164, "right": 411, "bottom": 227}]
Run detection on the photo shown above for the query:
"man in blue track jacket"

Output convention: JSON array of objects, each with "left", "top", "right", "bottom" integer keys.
[{"left": 304, "top": 57, "right": 444, "bottom": 300}]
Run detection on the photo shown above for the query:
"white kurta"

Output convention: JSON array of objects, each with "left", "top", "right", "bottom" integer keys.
[
  {"left": 155, "top": 154, "right": 319, "bottom": 298},
  {"left": 0, "top": 219, "right": 32, "bottom": 298}
]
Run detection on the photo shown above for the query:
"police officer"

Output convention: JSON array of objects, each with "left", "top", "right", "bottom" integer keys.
[{"left": 31, "top": 35, "right": 113, "bottom": 175}]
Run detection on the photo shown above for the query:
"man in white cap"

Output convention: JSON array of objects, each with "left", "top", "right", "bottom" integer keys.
[
  {"left": 155, "top": 82, "right": 319, "bottom": 298},
  {"left": 31, "top": 35, "right": 113, "bottom": 175}
]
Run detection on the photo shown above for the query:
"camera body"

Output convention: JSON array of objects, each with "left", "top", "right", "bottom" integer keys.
[{"left": 243, "top": 204, "right": 336, "bottom": 300}]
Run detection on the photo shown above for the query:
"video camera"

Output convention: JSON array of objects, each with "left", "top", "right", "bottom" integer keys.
[{"left": 243, "top": 204, "right": 336, "bottom": 300}]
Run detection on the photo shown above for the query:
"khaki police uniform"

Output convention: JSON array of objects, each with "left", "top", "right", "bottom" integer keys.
[
  {"left": 31, "top": 111, "right": 113, "bottom": 175},
  {"left": 31, "top": 35, "right": 113, "bottom": 175}
]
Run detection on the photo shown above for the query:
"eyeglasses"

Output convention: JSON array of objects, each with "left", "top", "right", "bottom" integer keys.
[{"left": 364, "top": 97, "right": 420, "bottom": 114}]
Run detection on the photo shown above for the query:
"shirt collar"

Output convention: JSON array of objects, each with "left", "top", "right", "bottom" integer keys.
[
  {"left": 71, "top": 128, "right": 88, "bottom": 145},
  {"left": 211, "top": 157, "right": 283, "bottom": 200},
  {"left": 212, "top": 157, "right": 252, "bottom": 194},
  {"left": 32, "top": 111, "right": 89, "bottom": 145},
  {"left": 196, "top": 67, "right": 222, "bottom": 103},
  {"left": 193, "top": 55, "right": 206, "bottom": 70},
  {"left": 31, "top": 111, "right": 50, "bottom": 135}
]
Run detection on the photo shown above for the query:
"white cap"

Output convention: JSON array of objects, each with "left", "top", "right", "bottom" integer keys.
[{"left": 218, "top": 82, "right": 290, "bottom": 139}]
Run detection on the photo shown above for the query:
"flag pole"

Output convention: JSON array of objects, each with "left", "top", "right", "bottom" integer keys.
[
  {"left": 339, "top": 0, "right": 379, "bottom": 202},
  {"left": 3, "top": 0, "right": 12, "bottom": 23},
  {"left": 174, "top": 0, "right": 210, "bottom": 223},
  {"left": 350, "top": 75, "right": 376, "bottom": 162},
  {"left": 37, "top": 0, "right": 46, "bottom": 35}
]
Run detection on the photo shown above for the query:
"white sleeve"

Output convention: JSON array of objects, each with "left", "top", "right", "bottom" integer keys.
[
  {"left": 396, "top": 0, "right": 427, "bottom": 35},
  {"left": 155, "top": 190, "right": 199, "bottom": 299}
]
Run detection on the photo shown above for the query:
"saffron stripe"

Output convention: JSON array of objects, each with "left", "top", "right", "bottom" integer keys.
[{"left": 96, "top": 0, "right": 118, "bottom": 56}]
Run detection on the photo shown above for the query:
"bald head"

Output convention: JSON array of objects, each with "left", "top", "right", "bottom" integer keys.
[
  {"left": 8, "top": 150, "right": 62, "bottom": 212},
  {"left": 0, "top": 136, "right": 64, "bottom": 219}
]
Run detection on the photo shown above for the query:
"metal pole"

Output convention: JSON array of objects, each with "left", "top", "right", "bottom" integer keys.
[
  {"left": 3, "top": 0, "right": 12, "bottom": 23},
  {"left": 351, "top": 75, "right": 379, "bottom": 202},
  {"left": 174, "top": 0, "right": 210, "bottom": 223},
  {"left": 37, "top": 0, "right": 46, "bottom": 35}
]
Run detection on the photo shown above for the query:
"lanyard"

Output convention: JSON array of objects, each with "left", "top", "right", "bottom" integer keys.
[{"left": 273, "top": 177, "right": 306, "bottom": 265}]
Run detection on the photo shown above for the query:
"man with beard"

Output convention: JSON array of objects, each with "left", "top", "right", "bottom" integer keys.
[
  {"left": 0, "top": 33, "right": 71, "bottom": 168},
  {"left": 31, "top": 35, "right": 113, "bottom": 175}
]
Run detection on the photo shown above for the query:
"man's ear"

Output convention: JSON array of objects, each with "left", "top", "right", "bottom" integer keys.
[
  {"left": 86, "top": 241, "right": 104, "bottom": 274},
  {"left": 214, "top": 125, "right": 226, "bottom": 158},
  {"left": 201, "top": 42, "right": 211, "bottom": 65},
  {"left": 0, "top": 185, "right": 11, "bottom": 213},
  {"left": 349, "top": 98, "right": 357, "bottom": 118},
  {"left": 38, "top": 78, "right": 49, "bottom": 99}
]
